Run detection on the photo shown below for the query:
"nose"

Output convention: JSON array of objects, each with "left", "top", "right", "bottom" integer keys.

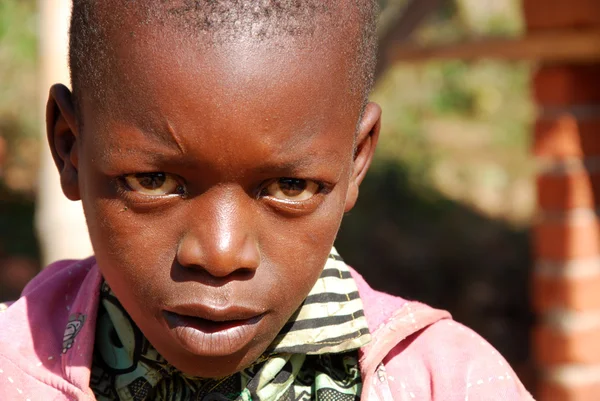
[{"left": 176, "top": 188, "right": 260, "bottom": 280}]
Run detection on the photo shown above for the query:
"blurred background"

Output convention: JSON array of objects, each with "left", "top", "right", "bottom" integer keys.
[{"left": 3, "top": 0, "right": 600, "bottom": 399}]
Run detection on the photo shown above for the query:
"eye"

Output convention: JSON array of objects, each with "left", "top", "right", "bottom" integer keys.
[
  {"left": 263, "top": 178, "right": 320, "bottom": 202},
  {"left": 122, "top": 173, "right": 184, "bottom": 196}
]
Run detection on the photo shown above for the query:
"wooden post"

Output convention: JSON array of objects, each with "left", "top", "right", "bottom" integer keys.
[
  {"left": 527, "top": 0, "right": 600, "bottom": 399},
  {"left": 36, "top": 0, "right": 92, "bottom": 264}
]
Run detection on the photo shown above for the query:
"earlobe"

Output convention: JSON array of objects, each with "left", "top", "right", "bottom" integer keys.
[
  {"left": 344, "top": 102, "right": 381, "bottom": 212},
  {"left": 46, "top": 84, "right": 81, "bottom": 201}
]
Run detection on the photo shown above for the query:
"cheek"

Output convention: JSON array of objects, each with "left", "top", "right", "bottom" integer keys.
[
  {"left": 90, "top": 207, "right": 176, "bottom": 266},
  {"left": 80, "top": 179, "right": 179, "bottom": 302},
  {"left": 260, "top": 191, "right": 348, "bottom": 307}
]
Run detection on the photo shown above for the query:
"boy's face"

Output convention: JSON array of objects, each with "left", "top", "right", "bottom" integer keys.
[{"left": 48, "top": 22, "right": 380, "bottom": 377}]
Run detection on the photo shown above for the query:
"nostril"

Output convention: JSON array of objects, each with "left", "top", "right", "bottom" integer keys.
[{"left": 171, "top": 261, "right": 257, "bottom": 286}]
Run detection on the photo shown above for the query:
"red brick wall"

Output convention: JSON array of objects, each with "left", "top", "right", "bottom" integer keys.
[
  {"left": 526, "top": 1, "right": 600, "bottom": 397},
  {"left": 523, "top": 0, "right": 600, "bottom": 31}
]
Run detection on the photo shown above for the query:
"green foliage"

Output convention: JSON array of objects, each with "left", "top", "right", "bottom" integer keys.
[
  {"left": 370, "top": 0, "right": 534, "bottom": 226},
  {"left": 0, "top": 0, "right": 37, "bottom": 61},
  {"left": 0, "top": 0, "right": 38, "bottom": 142},
  {"left": 430, "top": 62, "right": 477, "bottom": 115}
]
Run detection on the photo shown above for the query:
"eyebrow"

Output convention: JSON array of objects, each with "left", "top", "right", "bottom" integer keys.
[
  {"left": 102, "top": 121, "right": 335, "bottom": 174},
  {"left": 101, "top": 120, "right": 187, "bottom": 156},
  {"left": 252, "top": 159, "right": 317, "bottom": 175},
  {"left": 97, "top": 130, "right": 184, "bottom": 167},
  {"left": 165, "top": 119, "right": 185, "bottom": 154}
]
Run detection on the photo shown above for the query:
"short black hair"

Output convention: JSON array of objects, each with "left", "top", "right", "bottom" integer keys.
[{"left": 69, "top": 0, "right": 378, "bottom": 113}]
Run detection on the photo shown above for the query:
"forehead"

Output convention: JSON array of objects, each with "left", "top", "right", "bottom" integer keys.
[
  {"left": 86, "top": 0, "right": 362, "bottom": 98},
  {"left": 81, "top": 4, "right": 363, "bottom": 143},
  {"left": 78, "top": 12, "right": 365, "bottom": 174}
]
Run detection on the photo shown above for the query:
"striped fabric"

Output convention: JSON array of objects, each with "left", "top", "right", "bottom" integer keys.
[{"left": 267, "top": 251, "right": 371, "bottom": 355}]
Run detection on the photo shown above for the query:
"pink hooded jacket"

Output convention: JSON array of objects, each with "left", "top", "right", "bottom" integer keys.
[{"left": 0, "top": 258, "right": 534, "bottom": 400}]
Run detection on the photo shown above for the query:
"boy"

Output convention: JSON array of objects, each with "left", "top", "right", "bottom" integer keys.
[{"left": 0, "top": 1, "right": 534, "bottom": 400}]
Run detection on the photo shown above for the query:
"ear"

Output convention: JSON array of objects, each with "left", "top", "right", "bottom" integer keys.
[
  {"left": 344, "top": 102, "right": 381, "bottom": 212},
  {"left": 46, "top": 84, "right": 81, "bottom": 201}
]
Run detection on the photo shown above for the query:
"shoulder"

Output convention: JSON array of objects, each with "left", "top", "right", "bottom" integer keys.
[
  {"left": 0, "top": 258, "right": 100, "bottom": 400},
  {"left": 20, "top": 257, "right": 96, "bottom": 297},
  {"left": 0, "top": 257, "right": 98, "bottom": 343},
  {"left": 349, "top": 269, "right": 533, "bottom": 400},
  {"left": 348, "top": 266, "right": 409, "bottom": 330},
  {"left": 379, "top": 312, "right": 534, "bottom": 400},
  {"left": 0, "top": 257, "right": 99, "bottom": 350},
  {"left": 0, "top": 353, "right": 91, "bottom": 400}
]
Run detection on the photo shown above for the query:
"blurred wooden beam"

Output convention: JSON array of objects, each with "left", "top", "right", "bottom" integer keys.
[{"left": 387, "top": 29, "right": 600, "bottom": 64}]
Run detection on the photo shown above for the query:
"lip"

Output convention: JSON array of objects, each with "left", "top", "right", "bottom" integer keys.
[{"left": 163, "top": 305, "right": 265, "bottom": 356}]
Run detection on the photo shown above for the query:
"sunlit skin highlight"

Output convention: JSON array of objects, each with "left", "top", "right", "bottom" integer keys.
[{"left": 46, "top": 10, "right": 381, "bottom": 378}]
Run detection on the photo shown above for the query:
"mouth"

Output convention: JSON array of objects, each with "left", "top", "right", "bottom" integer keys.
[{"left": 163, "top": 307, "right": 265, "bottom": 357}]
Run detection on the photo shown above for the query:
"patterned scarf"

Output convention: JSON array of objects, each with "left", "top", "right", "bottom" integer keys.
[{"left": 90, "top": 251, "right": 371, "bottom": 401}]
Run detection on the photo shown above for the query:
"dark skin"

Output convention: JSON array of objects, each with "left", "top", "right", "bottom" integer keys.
[{"left": 47, "top": 15, "right": 380, "bottom": 378}]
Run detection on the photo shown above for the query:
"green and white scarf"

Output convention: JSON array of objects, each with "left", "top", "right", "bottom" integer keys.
[{"left": 90, "top": 251, "right": 371, "bottom": 401}]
